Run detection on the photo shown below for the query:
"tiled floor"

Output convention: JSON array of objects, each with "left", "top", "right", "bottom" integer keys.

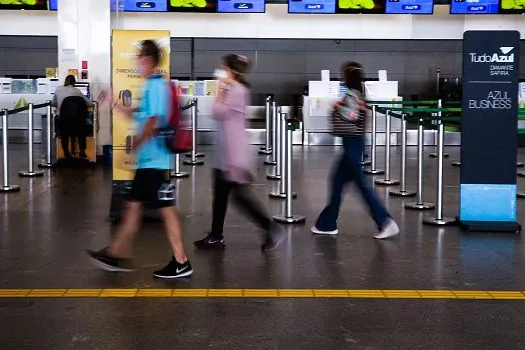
[{"left": 2, "top": 144, "right": 525, "bottom": 349}]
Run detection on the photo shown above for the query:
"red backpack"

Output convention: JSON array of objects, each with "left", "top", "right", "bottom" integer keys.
[{"left": 160, "top": 82, "right": 193, "bottom": 154}]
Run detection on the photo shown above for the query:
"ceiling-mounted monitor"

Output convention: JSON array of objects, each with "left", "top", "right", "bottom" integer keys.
[
  {"left": 499, "top": 0, "right": 525, "bottom": 13},
  {"left": 112, "top": 0, "right": 168, "bottom": 12},
  {"left": 168, "top": 0, "right": 217, "bottom": 12},
  {"left": 0, "top": 0, "right": 47, "bottom": 10},
  {"left": 336, "top": 0, "right": 386, "bottom": 13},
  {"left": 385, "top": 0, "right": 434, "bottom": 13},
  {"left": 218, "top": 0, "right": 265, "bottom": 12},
  {"left": 288, "top": 0, "right": 337, "bottom": 13},
  {"left": 450, "top": 0, "right": 500, "bottom": 14}
]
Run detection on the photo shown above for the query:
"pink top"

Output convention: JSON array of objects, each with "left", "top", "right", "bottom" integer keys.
[{"left": 212, "top": 81, "right": 255, "bottom": 184}]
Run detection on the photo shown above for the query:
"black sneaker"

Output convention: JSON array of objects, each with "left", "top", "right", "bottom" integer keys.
[
  {"left": 86, "top": 248, "right": 134, "bottom": 272},
  {"left": 194, "top": 233, "right": 225, "bottom": 249},
  {"left": 153, "top": 258, "right": 193, "bottom": 279},
  {"left": 261, "top": 224, "right": 286, "bottom": 252}
]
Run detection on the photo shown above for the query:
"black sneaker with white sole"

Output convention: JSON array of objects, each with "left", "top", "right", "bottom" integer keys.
[
  {"left": 194, "top": 233, "right": 225, "bottom": 250},
  {"left": 153, "top": 258, "right": 193, "bottom": 279},
  {"left": 86, "top": 248, "right": 134, "bottom": 272}
]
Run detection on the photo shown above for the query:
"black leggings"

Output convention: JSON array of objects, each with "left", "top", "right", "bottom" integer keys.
[
  {"left": 210, "top": 169, "right": 272, "bottom": 237},
  {"left": 60, "top": 120, "right": 86, "bottom": 157}
]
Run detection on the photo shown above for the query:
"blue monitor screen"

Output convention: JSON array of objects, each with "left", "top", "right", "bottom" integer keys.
[
  {"left": 450, "top": 0, "right": 499, "bottom": 14},
  {"left": 112, "top": 0, "right": 168, "bottom": 12},
  {"left": 218, "top": 0, "right": 265, "bottom": 12},
  {"left": 49, "top": 0, "right": 57, "bottom": 10},
  {"left": 288, "top": 0, "right": 336, "bottom": 13},
  {"left": 385, "top": 0, "right": 434, "bottom": 13}
]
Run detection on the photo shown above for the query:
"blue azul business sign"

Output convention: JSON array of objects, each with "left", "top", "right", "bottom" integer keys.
[{"left": 459, "top": 31, "right": 521, "bottom": 232}]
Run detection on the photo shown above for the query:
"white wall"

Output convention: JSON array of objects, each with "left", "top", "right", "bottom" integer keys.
[{"left": 0, "top": 6, "right": 524, "bottom": 39}]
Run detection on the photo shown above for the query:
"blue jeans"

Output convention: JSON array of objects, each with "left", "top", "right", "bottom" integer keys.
[{"left": 315, "top": 137, "right": 390, "bottom": 231}]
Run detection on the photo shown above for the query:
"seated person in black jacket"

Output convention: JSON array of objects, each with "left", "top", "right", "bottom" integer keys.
[{"left": 51, "top": 75, "right": 92, "bottom": 159}]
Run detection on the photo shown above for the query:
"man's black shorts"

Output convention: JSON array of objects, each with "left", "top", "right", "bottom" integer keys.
[{"left": 129, "top": 168, "right": 174, "bottom": 209}]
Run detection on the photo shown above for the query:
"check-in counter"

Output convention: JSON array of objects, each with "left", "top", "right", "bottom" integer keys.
[
  {"left": 179, "top": 95, "right": 301, "bottom": 145},
  {"left": 303, "top": 96, "right": 402, "bottom": 146},
  {"left": 0, "top": 93, "right": 54, "bottom": 143}
]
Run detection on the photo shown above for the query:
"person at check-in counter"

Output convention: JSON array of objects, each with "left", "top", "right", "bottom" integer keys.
[
  {"left": 51, "top": 75, "right": 92, "bottom": 160},
  {"left": 311, "top": 62, "right": 399, "bottom": 239}
]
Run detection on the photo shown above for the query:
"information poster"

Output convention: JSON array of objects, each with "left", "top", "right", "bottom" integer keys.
[
  {"left": 111, "top": 30, "right": 170, "bottom": 181},
  {"left": 459, "top": 31, "right": 521, "bottom": 231}
]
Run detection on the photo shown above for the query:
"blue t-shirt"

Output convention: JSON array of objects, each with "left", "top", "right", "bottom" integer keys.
[{"left": 135, "top": 74, "right": 171, "bottom": 170}]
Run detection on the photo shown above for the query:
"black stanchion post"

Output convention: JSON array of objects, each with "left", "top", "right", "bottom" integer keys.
[
  {"left": 364, "top": 104, "right": 384, "bottom": 175},
  {"left": 273, "top": 119, "right": 305, "bottom": 224},
  {"left": 260, "top": 95, "right": 272, "bottom": 155},
  {"left": 270, "top": 112, "right": 296, "bottom": 199},
  {"left": 170, "top": 154, "right": 189, "bottom": 178},
  {"left": 39, "top": 102, "right": 53, "bottom": 168},
  {"left": 1, "top": 109, "right": 20, "bottom": 193},
  {"left": 405, "top": 117, "right": 435, "bottom": 210},
  {"left": 390, "top": 113, "right": 416, "bottom": 197},
  {"left": 375, "top": 110, "right": 399, "bottom": 186},
  {"left": 184, "top": 98, "right": 204, "bottom": 166},
  {"left": 265, "top": 101, "right": 278, "bottom": 166},
  {"left": 423, "top": 114, "right": 456, "bottom": 226},
  {"left": 267, "top": 107, "right": 282, "bottom": 180},
  {"left": 19, "top": 104, "right": 43, "bottom": 177}
]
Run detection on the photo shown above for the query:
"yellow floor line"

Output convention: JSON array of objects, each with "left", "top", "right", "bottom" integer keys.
[{"left": 0, "top": 289, "right": 524, "bottom": 300}]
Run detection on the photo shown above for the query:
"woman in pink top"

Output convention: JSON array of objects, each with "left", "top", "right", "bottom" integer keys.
[{"left": 194, "top": 54, "right": 284, "bottom": 252}]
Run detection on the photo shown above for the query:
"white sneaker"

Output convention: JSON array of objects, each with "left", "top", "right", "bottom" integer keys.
[
  {"left": 311, "top": 226, "right": 339, "bottom": 235},
  {"left": 374, "top": 220, "right": 399, "bottom": 240}
]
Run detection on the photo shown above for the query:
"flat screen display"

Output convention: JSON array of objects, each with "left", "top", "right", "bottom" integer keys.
[
  {"left": 336, "top": 0, "right": 385, "bottom": 13},
  {"left": 49, "top": 0, "right": 56, "bottom": 10},
  {"left": 385, "top": 0, "right": 434, "bottom": 13},
  {"left": 450, "top": 0, "right": 499, "bottom": 13},
  {"left": 0, "top": 0, "right": 47, "bottom": 10},
  {"left": 112, "top": 0, "right": 168, "bottom": 12},
  {"left": 168, "top": 0, "right": 216, "bottom": 12},
  {"left": 288, "top": 0, "right": 336, "bottom": 13},
  {"left": 218, "top": 0, "right": 265, "bottom": 12},
  {"left": 499, "top": 0, "right": 525, "bottom": 13}
]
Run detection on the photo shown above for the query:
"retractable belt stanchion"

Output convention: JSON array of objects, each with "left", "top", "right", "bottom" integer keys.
[
  {"left": 389, "top": 113, "right": 416, "bottom": 197},
  {"left": 273, "top": 119, "right": 305, "bottom": 224},
  {"left": 423, "top": 110, "right": 456, "bottom": 226},
  {"left": 429, "top": 99, "right": 449, "bottom": 159},
  {"left": 375, "top": 110, "right": 399, "bottom": 186},
  {"left": 364, "top": 104, "right": 384, "bottom": 175},
  {"left": 39, "top": 102, "right": 53, "bottom": 168},
  {"left": 19, "top": 104, "right": 43, "bottom": 177},
  {"left": 267, "top": 107, "right": 282, "bottom": 180},
  {"left": 405, "top": 117, "right": 435, "bottom": 210},
  {"left": 170, "top": 154, "right": 189, "bottom": 178},
  {"left": 184, "top": 98, "right": 204, "bottom": 166},
  {"left": 1, "top": 109, "right": 20, "bottom": 193},
  {"left": 260, "top": 96, "right": 272, "bottom": 155},
  {"left": 270, "top": 112, "right": 296, "bottom": 199},
  {"left": 265, "top": 101, "right": 278, "bottom": 166}
]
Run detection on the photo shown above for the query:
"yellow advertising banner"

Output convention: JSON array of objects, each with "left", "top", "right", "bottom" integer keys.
[{"left": 111, "top": 30, "right": 170, "bottom": 181}]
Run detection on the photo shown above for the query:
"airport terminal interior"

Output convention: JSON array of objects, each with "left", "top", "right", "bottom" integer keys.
[{"left": 2, "top": 0, "right": 525, "bottom": 349}]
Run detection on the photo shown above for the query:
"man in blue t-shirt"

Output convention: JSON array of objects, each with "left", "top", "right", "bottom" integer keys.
[{"left": 88, "top": 40, "right": 193, "bottom": 279}]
